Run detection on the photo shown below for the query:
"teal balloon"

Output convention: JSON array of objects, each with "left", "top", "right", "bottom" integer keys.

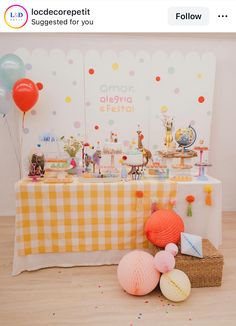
[
  {"left": 0, "top": 54, "right": 25, "bottom": 90},
  {"left": 0, "top": 85, "right": 12, "bottom": 116}
]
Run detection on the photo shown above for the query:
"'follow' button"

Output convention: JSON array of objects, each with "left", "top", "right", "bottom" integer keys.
[{"left": 169, "top": 7, "right": 209, "bottom": 26}]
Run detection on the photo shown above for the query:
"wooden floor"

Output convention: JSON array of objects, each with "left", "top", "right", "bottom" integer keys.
[{"left": 0, "top": 213, "right": 236, "bottom": 326}]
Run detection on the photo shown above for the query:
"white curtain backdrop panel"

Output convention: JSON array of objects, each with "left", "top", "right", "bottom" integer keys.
[{"left": 14, "top": 48, "right": 216, "bottom": 165}]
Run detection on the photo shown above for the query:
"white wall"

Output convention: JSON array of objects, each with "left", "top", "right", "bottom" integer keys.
[{"left": 0, "top": 33, "right": 236, "bottom": 215}]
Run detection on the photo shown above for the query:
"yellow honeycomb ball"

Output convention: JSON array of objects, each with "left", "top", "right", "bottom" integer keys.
[{"left": 160, "top": 269, "right": 191, "bottom": 302}]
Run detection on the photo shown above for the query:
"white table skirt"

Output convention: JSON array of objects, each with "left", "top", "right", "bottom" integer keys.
[{"left": 12, "top": 177, "right": 222, "bottom": 275}]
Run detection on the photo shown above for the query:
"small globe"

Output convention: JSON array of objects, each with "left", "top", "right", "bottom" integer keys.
[{"left": 175, "top": 126, "right": 196, "bottom": 148}]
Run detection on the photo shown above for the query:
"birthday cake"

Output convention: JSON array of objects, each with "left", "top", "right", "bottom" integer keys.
[
  {"left": 103, "top": 142, "right": 122, "bottom": 154},
  {"left": 103, "top": 132, "right": 122, "bottom": 154},
  {"left": 125, "top": 149, "right": 143, "bottom": 166}
]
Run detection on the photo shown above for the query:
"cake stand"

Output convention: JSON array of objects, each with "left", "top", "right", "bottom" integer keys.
[
  {"left": 172, "top": 150, "right": 195, "bottom": 169},
  {"left": 44, "top": 165, "right": 73, "bottom": 183},
  {"left": 194, "top": 142, "right": 209, "bottom": 176},
  {"left": 28, "top": 175, "right": 42, "bottom": 182},
  {"left": 195, "top": 162, "right": 212, "bottom": 181}
]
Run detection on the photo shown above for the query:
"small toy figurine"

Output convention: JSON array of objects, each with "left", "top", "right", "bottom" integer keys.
[
  {"left": 82, "top": 142, "right": 91, "bottom": 169},
  {"left": 120, "top": 155, "right": 128, "bottom": 181},
  {"left": 84, "top": 153, "right": 92, "bottom": 172},
  {"left": 129, "top": 165, "right": 144, "bottom": 180},
  {"left": 92, "top": 142, "right": 102, "bottom": 174},
  {"left": 137, "top": 126, "right": 152, "bottom": 165},
  {"left": 162, "top": 115, "right": 174, "bottom": 150}
]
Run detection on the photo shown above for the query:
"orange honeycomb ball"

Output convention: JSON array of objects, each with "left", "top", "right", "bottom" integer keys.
[{"left": 144, "top": 209, "right": 184, "bottom": 248}]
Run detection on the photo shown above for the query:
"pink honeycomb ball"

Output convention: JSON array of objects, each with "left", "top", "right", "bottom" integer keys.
[
  {"left": 165, "top": 243, "right": 179, "bottom": 256},
  {"left": 154, "top": 250, "right": 175, "bottom": 274},
  {"left": 117, "top": 250, "right": 160, "bottom": 296}
]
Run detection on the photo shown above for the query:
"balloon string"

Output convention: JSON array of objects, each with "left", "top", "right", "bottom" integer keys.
[
  {"left": 20, "top": 112, "right": 26, "bottom": 178},
  {"left": 82, "top": 58, "right": 87, "bottom": 141},
  {"left": 19, "top": 124, "right": 23, "bottom": 179},
  {"left": 4, "top": 116, "right": 22, "bottom": 178},
  {"left": 13, "top": 107, "right": 21, "bottom": 153},
  {"left": 22, "top": 112, "right": 25, "bottom": 130}
]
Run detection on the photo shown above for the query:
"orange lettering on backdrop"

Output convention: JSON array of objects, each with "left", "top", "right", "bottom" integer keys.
[{"left": 99, "top": 105, "right": 134, "bottom": 112}]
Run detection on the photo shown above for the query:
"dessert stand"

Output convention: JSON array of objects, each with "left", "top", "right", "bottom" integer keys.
[{"left": 194, "top": 141, "right": 212, "bottom": 181}]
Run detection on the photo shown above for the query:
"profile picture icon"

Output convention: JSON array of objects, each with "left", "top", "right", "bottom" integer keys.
[{"left": 4, "top": 4, "right": 28, "bottom": 29}]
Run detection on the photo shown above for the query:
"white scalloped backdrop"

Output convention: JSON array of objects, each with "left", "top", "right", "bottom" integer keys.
[{"left": 14, "top": 48, "right": 216, "bottom": 163}]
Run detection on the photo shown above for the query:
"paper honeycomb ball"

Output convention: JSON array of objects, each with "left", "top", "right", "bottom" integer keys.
[
  {"left": 165, "top": 243, "right": 179, "bottom": 256},
  {"left": 144, "top": 209, "right": 184, "bottom": 248},
  {"left": 154, "top": 250, "right": 175, "bottom": 273},
  {"left": 117, "top": 250, "right": 160, "bottom": 296},
  {"left": 160, "top": 269, "right": 191, "bottom": 302}
]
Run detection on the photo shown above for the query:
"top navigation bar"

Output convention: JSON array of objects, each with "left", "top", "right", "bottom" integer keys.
[{"left": 0, "top": 0, "right": 235, "bottom": 33}]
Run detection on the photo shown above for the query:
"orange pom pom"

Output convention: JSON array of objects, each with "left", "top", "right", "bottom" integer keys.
[
  {"left": 204, "top": 185, "right": 213, "bottom": 206},
  {"left": 205, "top": 194, "right": 212, "bottom": 206},
  {"left": 136, "top": 191, "right": 144, "bottom": 198},
  {"left": 144, "top": 209, "right": 184, "bottom": 248},
  {"left": 185, "top": 195, "right": 195, "bottom": 203}
]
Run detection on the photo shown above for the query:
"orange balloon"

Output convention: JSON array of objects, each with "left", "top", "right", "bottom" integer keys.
[
  {"left": 145, "top": 209, "right": 184, "bottom": 248},
  {"left": 13, "top": 78, "right": 39, "bottom": 113}
]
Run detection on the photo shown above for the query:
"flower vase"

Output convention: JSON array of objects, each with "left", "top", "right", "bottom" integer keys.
[{"left": 68, "top": 157, "right": 77, "bottom": 175}]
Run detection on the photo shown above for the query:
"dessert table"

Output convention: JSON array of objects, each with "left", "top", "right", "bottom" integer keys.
[{"left": 12, "top": 177, "right": 222, "bottom": 275}]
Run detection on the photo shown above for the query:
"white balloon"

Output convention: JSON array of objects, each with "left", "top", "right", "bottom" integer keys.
[{"left": 0, "top": 85, "right": 12, "bottom": 116}]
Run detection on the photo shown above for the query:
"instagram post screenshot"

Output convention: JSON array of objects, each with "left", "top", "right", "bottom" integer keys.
[{"left": 0, "top": 0, "right": 235, "bottom": 325}]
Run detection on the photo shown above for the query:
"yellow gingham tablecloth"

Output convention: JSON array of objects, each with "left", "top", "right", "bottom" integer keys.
[{"left": 15, "top": 179, "right": 177, "bottom": 256}]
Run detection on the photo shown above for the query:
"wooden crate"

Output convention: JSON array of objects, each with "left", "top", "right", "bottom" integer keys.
[{"left": 155, "top": 239, "right": 224, "bottom": 288}]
